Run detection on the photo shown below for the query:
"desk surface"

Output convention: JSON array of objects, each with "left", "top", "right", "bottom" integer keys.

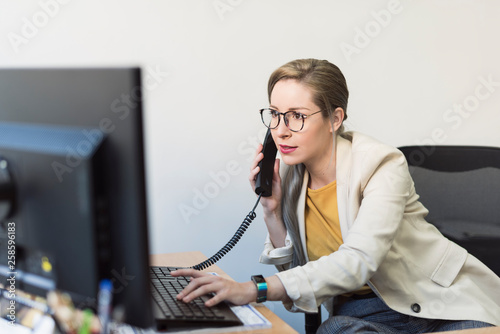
[{"left": 150, "top": 251, "right": 299, "bottom": 334}]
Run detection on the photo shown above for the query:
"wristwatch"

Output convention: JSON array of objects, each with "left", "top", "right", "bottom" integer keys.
[{"left": 251, "top": 275, "right": 267, "bottom": 303}]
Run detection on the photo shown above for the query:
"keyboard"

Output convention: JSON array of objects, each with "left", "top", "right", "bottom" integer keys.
[{"left": 150, "top": 266, "right": 243, "bottom": 331}]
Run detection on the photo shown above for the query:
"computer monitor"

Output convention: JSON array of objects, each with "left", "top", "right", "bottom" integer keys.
[{"left": 0, "top": 67, "right": 154, "bottom": 328}]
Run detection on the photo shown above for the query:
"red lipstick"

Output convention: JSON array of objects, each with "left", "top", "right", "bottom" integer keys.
[{"left": 279, "top": 145, "right": 297, "bottom": 154}]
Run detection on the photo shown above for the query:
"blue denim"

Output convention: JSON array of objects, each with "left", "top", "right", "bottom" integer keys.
[{"left": 317, "top": 294, "right": 493, "bottom": 334}]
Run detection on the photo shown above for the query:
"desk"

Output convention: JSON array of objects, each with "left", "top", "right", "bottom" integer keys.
[{"left": 150, "top": 251, "right": 298, "bottom": 334}]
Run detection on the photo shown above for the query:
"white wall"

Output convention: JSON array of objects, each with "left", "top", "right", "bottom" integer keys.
[{"left": 2, "top": 1, "right": 500, "bottom": 332}]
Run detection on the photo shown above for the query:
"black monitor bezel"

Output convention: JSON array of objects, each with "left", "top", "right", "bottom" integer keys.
[{"left": 0, "top": 67, "right": 154, "bottom": 328}]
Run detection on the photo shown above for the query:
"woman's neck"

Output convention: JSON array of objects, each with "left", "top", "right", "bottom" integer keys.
[
  {"left": 305, "top": 132, "right": 338, "bottom": 190},
  {"left": 307, "top": 166, "right": 336, "bottom": 190},
  {"left": 306, "top": 151, "right": 337, "bottom": 190}
]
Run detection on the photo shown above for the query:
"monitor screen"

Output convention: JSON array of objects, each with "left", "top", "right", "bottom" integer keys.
[{"left": 0, "top": 67, "right": 154, "bottom": 328}]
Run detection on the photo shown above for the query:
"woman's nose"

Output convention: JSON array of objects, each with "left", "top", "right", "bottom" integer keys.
[{"left": 275, "top": 116, "right": 291, "bottom": 138}]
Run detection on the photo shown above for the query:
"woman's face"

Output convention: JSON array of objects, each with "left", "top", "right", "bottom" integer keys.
[{"left": 269, "top": 79, "right": 336, "bottom": 169}]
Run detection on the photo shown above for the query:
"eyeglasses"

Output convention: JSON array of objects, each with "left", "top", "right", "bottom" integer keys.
[{"left": 260, "top": 108, "right": 323, "bottom": 132}]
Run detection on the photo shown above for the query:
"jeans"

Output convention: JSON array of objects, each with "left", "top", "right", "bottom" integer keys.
[{"left": 317, "top": 294, "right": 493, "bottom": 334}]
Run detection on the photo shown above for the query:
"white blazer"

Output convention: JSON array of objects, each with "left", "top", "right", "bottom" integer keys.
[{"left": 260, "top": 131, "right": 500, "bottom": 326}]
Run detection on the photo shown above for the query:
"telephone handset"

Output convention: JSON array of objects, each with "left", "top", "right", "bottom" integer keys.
[
  {"left": 254, "top": 128, "right": 278, "bottom": 197},
  {"left": 191, "top": 129, "right": 278, "bottom": 270}
]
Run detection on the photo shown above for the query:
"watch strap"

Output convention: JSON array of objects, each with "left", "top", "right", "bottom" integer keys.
[{"left": 251, "top": 275, "right": 267, "bottom": 303}]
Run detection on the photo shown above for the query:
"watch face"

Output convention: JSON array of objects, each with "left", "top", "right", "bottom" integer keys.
[{"left": 252, "top": 275, "right": 265, "bottom": 284}]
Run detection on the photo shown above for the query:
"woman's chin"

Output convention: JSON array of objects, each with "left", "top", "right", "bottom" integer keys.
[{"left": 280, "top": 156, "right": 302, "bottom": 167}]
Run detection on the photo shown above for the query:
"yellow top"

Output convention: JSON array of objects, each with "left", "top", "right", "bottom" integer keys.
[
  {"left": 305, "top": 181, "right": 343, "bottom": 262},
  {"left": 305, "top": 180, "right": 371, "bottom": 295}
]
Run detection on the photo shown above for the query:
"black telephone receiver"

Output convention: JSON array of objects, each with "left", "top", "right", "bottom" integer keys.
[
  {"left": 190, "top": 129, "right": 278, "bottom": 270},
  {"left": 255, "top": 128, "right": 278, "bottom": 197}
]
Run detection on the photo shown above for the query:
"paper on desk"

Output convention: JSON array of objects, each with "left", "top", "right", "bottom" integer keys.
[{"left": 115, "top": 303, "right": 272, "bottom": 334}]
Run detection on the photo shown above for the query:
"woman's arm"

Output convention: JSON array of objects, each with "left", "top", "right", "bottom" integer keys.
[{"left": 172, "top": 269, "right": 292, "bottom": 306}]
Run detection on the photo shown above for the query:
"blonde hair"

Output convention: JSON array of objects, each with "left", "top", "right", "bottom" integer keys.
[
  {"left": 268, "top": 59, "right": 349, "bottom": 267},
  {"left": 267, "top": 58, "right": 348, "bottom": 134}
]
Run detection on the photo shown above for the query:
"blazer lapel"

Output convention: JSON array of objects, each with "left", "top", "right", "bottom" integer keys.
[
  {"left": 335, "top": 134, "right": 352, "bottom": 240},
  {"left": 297, "top": 171, "right": 309, "bottom": 262}
]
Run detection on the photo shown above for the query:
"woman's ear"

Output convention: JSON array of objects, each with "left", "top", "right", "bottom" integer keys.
[{"left": 330, "top": 107, "right": 345, "bottom": 133}]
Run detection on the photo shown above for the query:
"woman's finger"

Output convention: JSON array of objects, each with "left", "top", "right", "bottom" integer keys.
[{"left": 177, "top": 275, "right": 220, "bottom": 303}]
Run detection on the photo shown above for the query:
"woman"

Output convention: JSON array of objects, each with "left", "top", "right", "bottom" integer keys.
[{"left": 173, "top": 59, "right": 500, "bottom": 333}]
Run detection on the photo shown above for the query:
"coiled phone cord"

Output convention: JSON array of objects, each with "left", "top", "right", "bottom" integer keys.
[{"left": 190, "top": 193, "right": 263, "bottom": 271}]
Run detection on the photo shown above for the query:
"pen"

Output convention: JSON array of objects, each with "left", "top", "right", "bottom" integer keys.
[{"left": 97, "top": 279, "right": 113, "bottom": 334}]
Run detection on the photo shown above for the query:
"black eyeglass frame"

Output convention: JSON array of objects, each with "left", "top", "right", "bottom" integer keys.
[{"left": 259, "top": 108, "right": 323, "bottom": 132}]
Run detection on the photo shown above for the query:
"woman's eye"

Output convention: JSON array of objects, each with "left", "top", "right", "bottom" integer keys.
[
  {"left": 270, "top": 110, "right": 280, "bottom": 117},
  {"left": 292, "top": 112, "right": 303, "bottom": 120}
]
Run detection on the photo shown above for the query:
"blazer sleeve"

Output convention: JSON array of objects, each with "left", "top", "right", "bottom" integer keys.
[
  {"left": 259, "top": 232, "right": 293, "bottom": 271},
  {"left": 275, "top": 142, "right": 413, "bottom": 312}
]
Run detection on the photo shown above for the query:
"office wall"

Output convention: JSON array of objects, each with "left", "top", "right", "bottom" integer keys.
[{"left": 1, "top": 1, "right": 499, "bottom": 332}]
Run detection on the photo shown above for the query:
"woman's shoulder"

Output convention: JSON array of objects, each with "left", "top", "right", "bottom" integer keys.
[
  {"left": 339, "top": 131, "right": 408, "bottom": 175},
  {"left": 340, "top": 131, "right": 402, "bottom": 156}
]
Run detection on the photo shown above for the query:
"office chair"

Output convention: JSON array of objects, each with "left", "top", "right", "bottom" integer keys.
[
  {"left": 305, "top": 145, "right": 500, "bottom": 334},
  {"left": 398, "top": 145, "right": 500, "bottom": 276},
  {"left": 305, "top": 310, "right": 321, "bottom": 334}
]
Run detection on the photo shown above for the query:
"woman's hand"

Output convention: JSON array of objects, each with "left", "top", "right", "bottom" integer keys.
[
  {"left": 249, "top": 144, "right": 282, "bottom": 215},
  {"left": 249, "top": 144, "right": 287, "bottom": 248},
  {"left": 171, "top": 269, "right": 256, "bottom": 307}
]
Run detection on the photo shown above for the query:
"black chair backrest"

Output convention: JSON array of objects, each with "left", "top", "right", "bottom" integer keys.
[{"left": 399, "top": 145, "right": 500, "bottom": 276}]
